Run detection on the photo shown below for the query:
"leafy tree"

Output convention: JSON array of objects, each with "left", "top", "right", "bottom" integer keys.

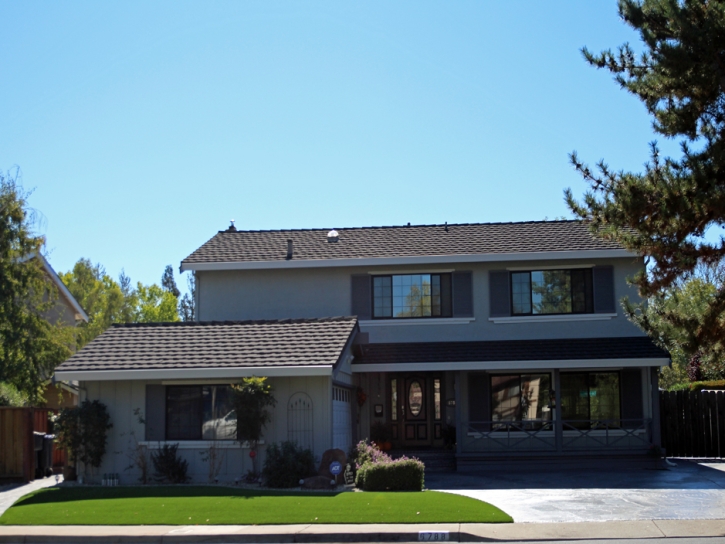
[
  {"left": 161, "top": 265, "right": 180, "bottom": 298},
  {"left": 566, "top": 0, "right": 725, "bottom": 361},
  {"left": 135, "top": 282, "right": 180, "bottom": 323},
  {"left": 60, "top": 260, "right": 136, "bottom": 349},
  {"left": 231, "top": 377, "right": 276, "bottom": 472},
  {"left": 0, "top": 171, "right": 72, "bottom": 402},
  {"left": 179, "top": 273, "right": 196, "bottom": 322}
]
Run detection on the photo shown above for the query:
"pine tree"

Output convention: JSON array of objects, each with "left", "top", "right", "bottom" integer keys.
[
  {"left": 161, "top": 265, "right": 180, "bottom": 298},
  {"left": 566, "top": 0, "right": 725, "bottom": 362}
]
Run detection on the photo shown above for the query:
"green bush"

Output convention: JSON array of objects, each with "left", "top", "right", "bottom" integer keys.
[
  {"left": 151, "top": 444, "right": 190, "bottom": 483},
  {"left": 0, "top": 382, "right": 28, "bottom": 407},
  {"left": 667, "top": 379, "right": 725, "bottom": 392},
  {"left": 55, "top": 400, "right": 112, "bottom": 468},
  {"left": 357, "top": 458, "right": 425, "bottom": 492},
  {"left": 262, "top": 441, "right": 316, "bottom": 488}
]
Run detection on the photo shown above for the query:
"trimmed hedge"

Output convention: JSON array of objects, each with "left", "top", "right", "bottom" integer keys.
[
  {"left": 668, "top": 379, "right": 725, "bottom": 392},
  {"left": 357, "top": 458, "right": 425, "bottom": 492}
]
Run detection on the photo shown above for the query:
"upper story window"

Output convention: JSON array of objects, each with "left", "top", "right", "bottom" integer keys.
[
  {"left": 372, "top": 273, "right": 452, "bottom": 318},
  {"left": 511, "top": 269, "right": 593, "bottom": 315}
]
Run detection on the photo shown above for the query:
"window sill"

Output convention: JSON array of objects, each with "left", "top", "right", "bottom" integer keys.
[
  {"left": 139, "top": 440, "right": 263, "bottom": 449},
  {"left": 489, "top": 313, "right": 617, "bottom": 324},
  {"left": 359, "top": 317, "right": 475, "bottom": 327}
]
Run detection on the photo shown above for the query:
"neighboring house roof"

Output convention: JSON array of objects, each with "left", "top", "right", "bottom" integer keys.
[
  {"left": 39, "top": 255, "right": 89, "bottom": 322},
  {"left": 180, "top": 220, "right": 632, "bottom": 271},
  {"left": 54, "top": 317, "right": 359, "bottom": 381},
  {"left": 351, "top": 336, "right": 670, "bottom": 372}
]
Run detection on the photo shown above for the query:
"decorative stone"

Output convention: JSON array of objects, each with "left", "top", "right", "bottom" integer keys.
[
  {"left": 318, "top": 448, "right": 347, "bottom": 484},
  {"left": 301, "top": 475, "right": 336, "bottom": 490}
]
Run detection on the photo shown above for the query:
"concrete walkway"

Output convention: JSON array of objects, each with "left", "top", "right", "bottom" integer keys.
[
  {"left": 0, "top": 477, "right": 62, "bottom": 519},
  {"left": 0, "top": 519, "right": 724, "bottom": 542},
  {"left": 427, "top": 459, "right": 725, "bottom": 523}
]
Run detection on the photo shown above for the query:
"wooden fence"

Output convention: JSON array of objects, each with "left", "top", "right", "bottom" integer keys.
[
  {"left": 660, "top": 390, "right": 725, "bottom": 458},
  {"left": 0, "top": 408, "right": 35, "bottom": 481}
]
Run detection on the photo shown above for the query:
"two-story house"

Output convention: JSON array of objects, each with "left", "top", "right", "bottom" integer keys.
[{"left": 55, "top": 221, "right": 669, "bottom": 482}]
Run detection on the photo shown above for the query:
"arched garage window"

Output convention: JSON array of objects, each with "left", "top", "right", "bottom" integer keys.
[{"left": 287, "top": 392, "right": 313, "bottom": 451}]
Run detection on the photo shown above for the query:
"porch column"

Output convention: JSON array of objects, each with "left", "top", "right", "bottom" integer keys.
[
  {"left": 650, "top": 367, "right": 662, "bottom": 448},
  {"left": 454, "top": 371, "right": 462, "bottom": 456},
  {"left": 554, "top": 369, "right": 562, "bottom": 453}
]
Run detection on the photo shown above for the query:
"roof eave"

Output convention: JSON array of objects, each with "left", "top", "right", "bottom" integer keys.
[
  {"left": 181, "top": 249, "right": 636, "bottom": 272},
  {"left": 55, "top": 365, "right": 334, "bottom": 382}
]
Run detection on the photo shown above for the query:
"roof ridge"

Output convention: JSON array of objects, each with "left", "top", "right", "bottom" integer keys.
[
  {"left": 216, "top": 219, "right": 584, "bottom": 234},
  {"left": 110, "top": 316, "right": 358, "bottom": 328}
]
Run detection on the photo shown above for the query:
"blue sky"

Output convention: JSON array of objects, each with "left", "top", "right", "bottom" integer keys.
[{"left": 1, "top": 2, "right": 674, "bottom": 292}]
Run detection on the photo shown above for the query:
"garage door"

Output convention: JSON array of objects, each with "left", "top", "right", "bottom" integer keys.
[{"left": 332, "top": 386, "right": 352, "bottom": 452}]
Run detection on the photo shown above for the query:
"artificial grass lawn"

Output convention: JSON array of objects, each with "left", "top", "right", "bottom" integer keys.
[{"left": 0, "top": 486, "right": 512, "bottom": 525}]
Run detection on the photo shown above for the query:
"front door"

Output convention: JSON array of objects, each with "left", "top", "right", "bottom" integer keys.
[{"left": 389, "top": 374, "right": 444, "bottom": 448}]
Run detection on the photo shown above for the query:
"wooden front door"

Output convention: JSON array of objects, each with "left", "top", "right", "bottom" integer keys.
[{"left": 389, "top": 374, "right": 444, "bottom": 448}]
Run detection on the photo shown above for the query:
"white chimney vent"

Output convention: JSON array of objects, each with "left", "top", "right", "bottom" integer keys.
[{"left": 327, "top": 229, "right": 339, "bottom": 243}]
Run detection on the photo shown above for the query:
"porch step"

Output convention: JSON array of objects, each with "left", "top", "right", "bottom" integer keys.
[{"left": 390, "top": 449, "right": 457, "bottom": 472}]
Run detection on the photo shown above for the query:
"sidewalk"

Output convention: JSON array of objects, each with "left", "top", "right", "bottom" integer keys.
[
  {"left": 0, "top": 519, "right": 724, "bottom": 543},
  {"left": 0, "top": 477, "right": 62, "bottom": 520}
]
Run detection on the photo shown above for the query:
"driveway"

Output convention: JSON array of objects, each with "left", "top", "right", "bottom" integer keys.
[{"left": 426, "top": 459, "right": 725, "bottom": 523}]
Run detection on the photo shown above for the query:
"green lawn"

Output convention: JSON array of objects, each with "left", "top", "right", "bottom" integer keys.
[{"left": 0, "top": 486, "right": 511, "bottom": 525}]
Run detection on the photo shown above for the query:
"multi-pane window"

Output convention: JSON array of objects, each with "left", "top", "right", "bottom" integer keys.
[
  {"left": 490, "top": 374, "right": 552, "bottom": 429},
  {"left": 511, "top": 269, "right": 593, "bottom": 315},
  {"left": 560, "top": 372, "right": 620, "bottom": 429},
  {"left": 372, "top": 274, "right": 452, "bottom": 318},
  {"left": 166, "top": 385, "right": 236, "bottom": 441}
]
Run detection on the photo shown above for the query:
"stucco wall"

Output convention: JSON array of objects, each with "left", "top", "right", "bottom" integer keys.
[
  {"left": 197, "top": 257, "right": 645, "bottom": 343},
  {"left": 80, "top": 376, "right": 332, "bottom": 484}
]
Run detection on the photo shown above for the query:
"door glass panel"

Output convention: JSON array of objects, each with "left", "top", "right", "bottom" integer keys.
[
  {"left": 434, "top": 379, "right": 441, "bottom": 420},
  {"left": 391, "top": 379, "right": 398, "bottom": 421},
  {"left": 408, "top": 381, "right": 423, "bottom": 416}
]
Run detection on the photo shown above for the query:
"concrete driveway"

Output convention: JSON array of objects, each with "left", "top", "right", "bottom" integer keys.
[{"left": 426, "top": 459, "right": 725, "bottom": 523}]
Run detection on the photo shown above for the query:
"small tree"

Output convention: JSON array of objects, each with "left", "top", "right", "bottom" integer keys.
[
  {"left": 231, "top": 377, "right": 276, "bottom": 474},
  {"left": 55, "top": 400, "right": 112, "bottom": 474}
]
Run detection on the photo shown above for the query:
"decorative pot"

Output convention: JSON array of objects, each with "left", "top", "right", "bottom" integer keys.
[{"left": 383, "top": 441, "right": 392, "bottom": 451}]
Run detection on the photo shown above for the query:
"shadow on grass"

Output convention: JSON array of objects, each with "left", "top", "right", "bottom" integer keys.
[{"left": 13, "top": 485, "right": 344, "bottom": 507}]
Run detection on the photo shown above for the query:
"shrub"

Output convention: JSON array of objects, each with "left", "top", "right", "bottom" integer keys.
[
  {"left": 151, "top": 444, "right": 190, "bottom": 483},
  {"left": 0, "top": 382, "right": 28, "bottom": 407},
  {"left": 262, "top": 441, "right": 316, "bottom": 488},
  {"left": 55, "top": 400, "right": 112, "bottom": 468},
  {"left": 358, "top": 457, "right": 425, "bottom": 491},
  {"left": 350, "top": 440, "right": 391, "bottom": 487},
  {"left": 667, "top": 379, "right": 725, "bottom": 392}
]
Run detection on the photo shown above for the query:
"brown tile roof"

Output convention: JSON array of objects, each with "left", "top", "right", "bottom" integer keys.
[
  {"left": 182, "top": 221, "right": 625, "bottom": 266},
  {"left": 56, "top": 317, "right": 358, "bottom": 372},
  {"left": 353, "top": 337, "right": 668, "bottom": 365}
]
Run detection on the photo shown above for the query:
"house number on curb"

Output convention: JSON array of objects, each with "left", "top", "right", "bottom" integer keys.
[{"left": 419, "top": 531, "right": 450, "bottom": 541}]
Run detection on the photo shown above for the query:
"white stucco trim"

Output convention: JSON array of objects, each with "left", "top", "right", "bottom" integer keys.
[
  {"left": 489, "top": 313, "right": 617, "bottom": 324},
  {"left": 360, "top": 317, "right": 475, "bottom": 327},
  {"left": 351, "top": 358, "right": 669, "bottom": 373},
  {"left": 55, "top": 365, "right": 333, "bottom": 381},
  {"left": 139, "top": 440, "right": 263, "bottom": 449},
  {"left": 180, "top": 249, "right": 634, "bottom": 271}
]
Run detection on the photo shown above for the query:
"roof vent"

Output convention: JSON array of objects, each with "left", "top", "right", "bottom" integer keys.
[
  {"left": 327, "top": 229, "right": 339, "bottom": 243},
  {"left": 226, "top": 220, "right": 237, "bottom": 232},
  {"left": 444, "top": 221, "right": 448, "bottom": 232},
  {"left": 286, "top": 239, "right": 293, "bottom": 260}
]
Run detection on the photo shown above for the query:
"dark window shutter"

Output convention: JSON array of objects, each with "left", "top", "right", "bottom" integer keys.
[
  {"left": 468, "top": 373, "right": 489, "bottom": 422},
  {"left": 351, "top": 275, "right": 371, "bottom": 320},
  {"left": 145, "top": 384, "right": 166, "bottom": 441},
  {"left": 489, "top": 270, "right": 511, "bottom": 317},
  {"left": 452, "top": 271, "right": 473, "bottom": 318},
  {"left": 592, "top": 265, "right": 615, "bottom": 313},
  {"left": 621, "top": 369, "right": 643, "bottom": 428}
]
